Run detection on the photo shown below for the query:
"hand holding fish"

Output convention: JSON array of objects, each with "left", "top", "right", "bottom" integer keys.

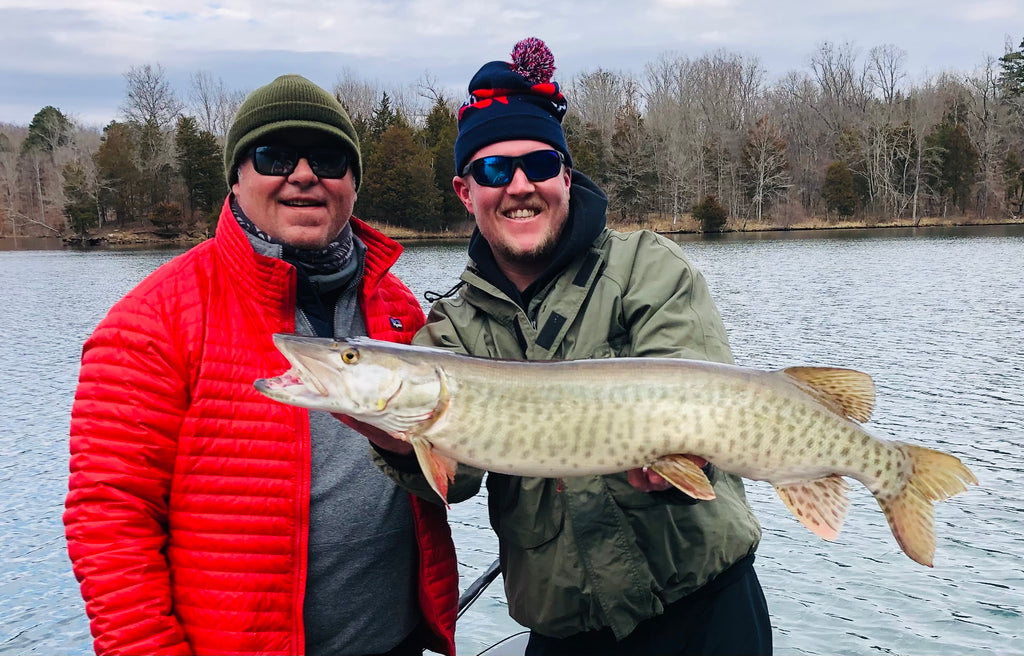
[
  {"left": 628, "top": 466, "right": 673, "bottom": 492},
  {"left": 256, "top": 335, "right": 978, "bottom": 567},
  {"left": 628, "top": 456, "right": 708, "bottom": 492}
]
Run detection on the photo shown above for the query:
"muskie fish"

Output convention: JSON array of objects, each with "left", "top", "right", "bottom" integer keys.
[{"left": 254, "top": 334, "right": 977, "bottom": 566}]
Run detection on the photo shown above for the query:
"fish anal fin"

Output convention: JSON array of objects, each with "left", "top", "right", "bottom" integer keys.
[
  {"left": 774, "top": 475, "right": 851, "bottom": 541},
  {"left": 782, "top": 366, "right": 876, "bottom": 423},
  {"left": 409, "top": 435, "right": 457, "bottom": 508},
  {"left": 650, "top": 454, "right": 716, "bottom": 500}
]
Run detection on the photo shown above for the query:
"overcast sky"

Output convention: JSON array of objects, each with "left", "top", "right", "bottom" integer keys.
[{"left": 2, "top": 0, "right": 1020, "bottom": 128}]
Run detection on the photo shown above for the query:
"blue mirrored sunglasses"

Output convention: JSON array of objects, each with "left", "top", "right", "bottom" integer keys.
[
  {"left": 461, "top": 149, "right": 566, "bottom": 187},
  {"left": 250, "top": 145, "right": 350, "bottom": 179}
]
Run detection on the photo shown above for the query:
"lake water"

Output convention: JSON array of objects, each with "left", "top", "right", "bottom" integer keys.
[{"left": 1, "top": 225, "right": 1022, "bottom": 655}]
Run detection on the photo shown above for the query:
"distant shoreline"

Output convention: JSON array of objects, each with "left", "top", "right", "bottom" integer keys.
[{"left": 2, "top": 215, "right": 1022, "bottom": 251}]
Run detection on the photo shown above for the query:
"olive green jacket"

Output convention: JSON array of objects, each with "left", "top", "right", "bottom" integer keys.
[{"left": 376, "top": 227, "right": 761, "bottom": 640}]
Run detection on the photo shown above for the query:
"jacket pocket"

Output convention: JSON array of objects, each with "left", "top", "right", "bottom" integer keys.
[{"left": 488, "top": 475, "right": 565, "bottom": 549}]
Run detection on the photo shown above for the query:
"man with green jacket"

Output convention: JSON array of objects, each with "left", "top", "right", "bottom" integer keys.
[{"left": 371, "top": 37, "right": 771, "bottom": 655}]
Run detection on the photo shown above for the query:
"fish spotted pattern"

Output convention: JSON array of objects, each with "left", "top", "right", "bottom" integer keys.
[{"left": 255, "top": 335, "right": 978, "bottom": 567}]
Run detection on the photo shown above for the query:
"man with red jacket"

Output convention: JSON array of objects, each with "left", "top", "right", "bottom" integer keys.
[{"left": 64, "top": 74, "right": 458, "bottom": 656}]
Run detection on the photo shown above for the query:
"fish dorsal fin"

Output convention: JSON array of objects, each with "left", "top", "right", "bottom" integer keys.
[
  {"left": 774, "top": 475, "right": 851, "bottom": 540},
  {"left": 782, "top": 366, "right": 876, "bottom": 423}
]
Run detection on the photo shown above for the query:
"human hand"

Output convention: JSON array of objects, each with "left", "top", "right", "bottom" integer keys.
[
  {"left": 332, "top": 413, "right": 414, "bottom": 455},
  {"left": 627, "top": 467, "right": 673, "bottom": 492}
]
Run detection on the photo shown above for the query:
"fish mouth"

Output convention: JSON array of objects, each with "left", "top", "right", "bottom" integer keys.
[
  {"left": 254, "top": 369, "right": 329, "bottom": 407},
  {"left": 254, "top": 334, "right": 342, "bottom": 406}
]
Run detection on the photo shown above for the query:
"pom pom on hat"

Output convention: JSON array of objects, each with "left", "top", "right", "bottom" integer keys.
[
  {"left": 510, "top": 37, "right": 555, "bottom": 84},
  {"left": 454, "top": 37, "right": 572, "bottom": 175}
]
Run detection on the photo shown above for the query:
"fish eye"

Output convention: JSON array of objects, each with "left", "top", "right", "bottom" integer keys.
[{"left": 341, "top": 348, "right": 360, "bottom": 364}]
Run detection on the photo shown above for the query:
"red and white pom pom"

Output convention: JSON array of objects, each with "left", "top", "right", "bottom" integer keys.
[{"left": 511, "top": 37, "right": 555, "bottom": 84}]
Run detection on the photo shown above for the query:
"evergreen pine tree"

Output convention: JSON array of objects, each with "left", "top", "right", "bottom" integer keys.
[
  {"left": 175, "top": 116, "right": 225, "bottom": 223},
  {"left": 358, "top": 124, "right": 439, "bottom": 230},
  {"left": 823, "top": 160, "right": 858, "bottom": 219},
  {"left": 419, "top": 97, "right": 464, "bottom": 230}
]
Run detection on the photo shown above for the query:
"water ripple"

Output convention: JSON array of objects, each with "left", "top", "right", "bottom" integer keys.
[{"left": 4, "top": 231, "right": 1024, "bottom": 656}]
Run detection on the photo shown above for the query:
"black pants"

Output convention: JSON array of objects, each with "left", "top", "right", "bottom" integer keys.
[{"left": 525, "top": 555, "right": 772, "bottom": 656}]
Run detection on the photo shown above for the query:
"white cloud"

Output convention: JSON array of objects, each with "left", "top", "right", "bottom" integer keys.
[
  {"left": 958, "top": 0, "right": 1019, "bottom": 21},
  {"left": 654, "top": 0, "right": 734, "bottom": 7},
  {"left": 0, "top": 0, "right": 1013, "bottom": 125}
]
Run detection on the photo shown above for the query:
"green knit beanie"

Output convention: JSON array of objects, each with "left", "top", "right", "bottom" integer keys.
[{"left": 223, "top": 74, "right": 362, "bottom": 189}]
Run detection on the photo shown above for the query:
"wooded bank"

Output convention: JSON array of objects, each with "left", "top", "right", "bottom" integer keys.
[{"left": 3, "top": 39, "right": 1023, "bottom": 242}]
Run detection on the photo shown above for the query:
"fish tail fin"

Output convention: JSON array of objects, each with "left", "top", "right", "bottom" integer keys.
[
  {"left": 877, "top": 444, "right": 978, "bottom": 567},
  {"left": 410, "top": 436, "right": 458, "bottom": 508}
]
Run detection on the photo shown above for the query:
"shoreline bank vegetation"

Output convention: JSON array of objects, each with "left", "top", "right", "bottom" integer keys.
[{"left": 2, "top": 39, "right": 1023, "bottom": 246}]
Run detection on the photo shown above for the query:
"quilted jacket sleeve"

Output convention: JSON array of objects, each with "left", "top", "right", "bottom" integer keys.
[{"left": 64, "top": 291, "right": 193, "bottom": 656}]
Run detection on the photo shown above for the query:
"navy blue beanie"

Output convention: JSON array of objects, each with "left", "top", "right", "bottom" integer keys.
[{"left": 454, "top": 37, "right": 573, "bottom": 175}]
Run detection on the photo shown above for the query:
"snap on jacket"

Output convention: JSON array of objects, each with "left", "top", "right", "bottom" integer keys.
[{"left": 65, "top": 198, "right": 458, "bottom": 656}]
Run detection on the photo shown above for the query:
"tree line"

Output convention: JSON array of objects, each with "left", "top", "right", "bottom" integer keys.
[{"left": 2, "top": 38, "right": 1023, "bottom": 241}]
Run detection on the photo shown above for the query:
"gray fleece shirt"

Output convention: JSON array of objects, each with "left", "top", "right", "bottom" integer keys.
[{"left": 244, "top": 228, "right": 419, "bottom": 656}]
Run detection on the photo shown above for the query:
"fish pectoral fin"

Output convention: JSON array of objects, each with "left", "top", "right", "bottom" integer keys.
[
  {"left": 781, "top": 366, "right": 876, "bottom": 423},
  {"left": 774, "top": 475, "right": 851, "bottom": 541},
  {"left": 409, "top": 435, "right": 457, "bottom": 508},
  {"left": 650, "top": 455, "right": 716, "bottom": 500}
]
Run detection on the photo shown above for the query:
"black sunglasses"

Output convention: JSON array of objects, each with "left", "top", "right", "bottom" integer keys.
[
  {"left": 461, "top": 149, "right": 566, "bottom": 187},
  {"left": 250, "top": 145, "right": 350, "bottom": 179}
]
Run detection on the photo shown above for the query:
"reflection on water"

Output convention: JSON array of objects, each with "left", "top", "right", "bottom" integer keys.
[{"left": 1, "top": 226, "right": 1022, "bottom": 655}]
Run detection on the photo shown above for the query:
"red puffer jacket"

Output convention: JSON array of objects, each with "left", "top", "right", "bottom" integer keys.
[{"left": 65, "top": 199, "right": 458, "bottom": 656}]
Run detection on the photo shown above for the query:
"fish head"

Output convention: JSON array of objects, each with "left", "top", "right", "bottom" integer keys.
[{"left": 254, "top": 334, "right": 446, "bottom": 435}]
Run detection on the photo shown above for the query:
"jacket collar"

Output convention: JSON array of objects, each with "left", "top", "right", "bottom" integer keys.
[{"left": 213, "top": 195, "right": 404, "bottom": 306}]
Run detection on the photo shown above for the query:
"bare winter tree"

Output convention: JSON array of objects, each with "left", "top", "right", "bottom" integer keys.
[
  {"left": 808, "top": 41, "right": 872, "bottom": 132},
  {"left": 741, "top": 116, "right": 791, "bottom": 225},
  {"left": 121, "top": 64, "right": 184, "bottom": 217},
  {"left": 868, "top": 44, "right": 908, "bottom": 110},
  {"left": 567, "top": 68, "right": 631, "bottom": 153},
  {"left": 859, "top": 45, "right": 914, "bottom": 218},
  {"left": 335, "top": 68, "right": 383, "bottom": 122},
  {"left": 862, "top": 114, "right": 915, "bottom": 218},
  {"left": 414, "top": 72, "right": 459, "bottom": 115},
  {"left": 905, "top": 75, "right": 961, "bottom": 223},
  {"left": 334, "top": 68, "right": 418, "bottom": 125},
  {"left": 0, "top": 128, "right": 26, "bottom": 238},
  {"left": 643, "top": 53, "right": 702, "bottom": 224},
  {"left": 691, "top": 50, "right": 766, "bottom": 215},
  {"left": 768, "top": 73, "right": 831, "bottom": 217},
  {"left": 965, "top": 56, "right": 1008, "bottom": 218},
  {"left": 188, "top": 71, "right": 245, "bottom": 139},
  {"left": 121, "top": 63, "right": 185, "bottom": 130}
]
